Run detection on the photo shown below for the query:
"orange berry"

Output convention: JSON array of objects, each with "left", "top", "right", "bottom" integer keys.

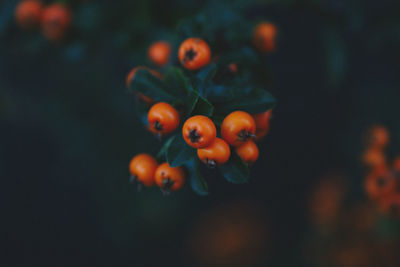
[
  {"left": 393, "top": 157, "right": 400, "bottom": 171},
  {"left": 197, "top": 138, "right": 231, "bottom": 167},
  {"left": 235, "top": 141, "right": 259, "bottom": 164},
  {"left": 364, "top": 168, "right": 397, "bottom": 200},
  {"left": 41, "top": 4, "right": 71, "bottom": 41},
  {"left": 253, "top": 22, "right": 278, "bottom": 53},
  {"left": 15, "top": 0, "right": 43, "bottom": 29},
  {"left": 362, "top": 148, "right": 387, "bottom": 171},
  {"left": 252, "top": 110, "right": 272, "bottom": 141},
  {"left": 147, "top": 102, "right": 180, "bottom": 136},
  {"left": 182, "top": 115, "right": 216, "bottom": 149},
  {"left": 252, "top": 110, "right": 272, "bottom": 130},
  {"left": 155, "top": 163, "right": 185, "bottom": 194},
  {"left": 221, "top": 111, "right": 256, "bottom": 147},
  {"left": 129, "top": 154, "right": 158, "bottom": 187},
  {"left": 365, "top": 125, "right": 390, "bottom": 150},
  {"left": 178, "top": 38, "right": 211, "bottom": 70},
  {"left": 228, "top": 63, "right": 238, "bottom": 74},
  {"left": 148, "top": 41, "right": 171, "bottom": 67},
  {"left": 309, "top": 175, "right": 347, "bottom": 227},
  {"left": 255, "top": 128, "right": 269, "bottom": 142},
  {"left": 378, "top": 194, "right": 400, "bottom": 218}
]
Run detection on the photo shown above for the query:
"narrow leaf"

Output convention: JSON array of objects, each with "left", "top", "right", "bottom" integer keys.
[
  {"left": 129, "top": 69, "right": 175, "bottom": 102},
  {"left": 164, "top": 67, "right": 192, "bottom": 97},
  {"left": 166, "top": 134, "right": 196, "bottom": 167},
  {"left": 187, "top": 160, "right": 209, "bottom": 196},
  {"left": 215, "top": 88, "right": 276, "bottom": 114},
  {"left": 219, "top": 153, "right": 249, "bottom": 184},
  {"left": 188, "top": 90, "right": 214, "bottom": 117},
  {"left": 156, "top": 135, "right": 175, "bottom": 160}
]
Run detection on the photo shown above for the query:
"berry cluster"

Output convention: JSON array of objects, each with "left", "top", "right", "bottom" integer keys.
[
  {"left": 361, "top": 125, "right": 400, "bottom": 217},
  {"left": 128, "top": 17, "right": 277, "bottom": 195},
  {"left": 15, "top": 0, "right": 71, "bottom": 42}
]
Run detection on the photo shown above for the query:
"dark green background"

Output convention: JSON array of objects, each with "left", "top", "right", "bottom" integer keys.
[{"left": 1, "top": 0, "right": 400, "bottom": 266}]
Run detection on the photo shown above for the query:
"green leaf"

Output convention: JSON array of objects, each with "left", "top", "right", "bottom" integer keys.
[
  {"left": 166, "top": 134, "right": 196, "bottom": 167},
  {"left": 129, "top": 69, "right": 175, "bottom": 102},
  {"left": 187, "top": 90, "right": 214, "bottom": 117},
  {"left": 205, "top": 85, "right": 235, "bottom": 103},
  {"left": 164, "top": 67, "right": 192, "bottom": 97},
  {"left": 211, "top": 114, "right": 225, "bottom": 126},
  {"left": 219, "top": 153, "right": 249, "bottom": 184},
  {"left": 196, "top": 64, "right": 217, "bottom": 84},
  {"left": 187, "top": 159, "right": 209, "bottom": 196},
  {"left": 156, "top": 135, "right": 175, "bottom": 161},
  {"left": 215, "top": 88, "right": 276, "bottom": 114}
]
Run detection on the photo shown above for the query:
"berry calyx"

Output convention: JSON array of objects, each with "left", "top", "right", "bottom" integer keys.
[
  {"left": 155, "top": 163, "right": 186, "bottom": 195},
  {"left": 129, "top": 154, "right": 158, "bottom": 189},
  {"left": 182, "top": 115, "right": 217, "bottom": 148},
  {"left": 235, "top": 140, "right": 259, "bottom": 164},
  {"left": 147, "top": 102, "right": 180, "bottom": 136},
  {"left": 197, "top": 138, "right": 231, "bottom": 168},
  {"left": 221, "top": 111, "right": 256, "bottom": 147},
  {"left": 178, "top": 38, "right": 211, "bottom": 70}
]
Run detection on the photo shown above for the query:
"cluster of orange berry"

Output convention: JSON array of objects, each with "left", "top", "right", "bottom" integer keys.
[
  {"left": 15, "top": 0, "right": 71, "bottom": 42},
  {"left": 128, "top": 22, "right": 277, "bottom": 195},
  {"left": 362, "top": 125, "right": 400, "bottom": 217}
]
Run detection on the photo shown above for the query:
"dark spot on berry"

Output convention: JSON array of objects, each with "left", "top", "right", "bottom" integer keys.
[
  {"left": 154, "top": 121, "right": 163, "bottom": 131},
  {"left": 377, "top": 177, "right": 386, "bottom": 187},
  {"left": 237, "top": 130, "right": 256, "bottom": 141},
  {"left": 184, "top": 48, "right": 197, "bottom": 62},
  {"left": 189, "top": 129, "right": 201, "bottom": 143}
]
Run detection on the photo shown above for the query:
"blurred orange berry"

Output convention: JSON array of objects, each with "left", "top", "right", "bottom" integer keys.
[
  {"left": 309, "top": 174, "right": 347, "bottom": 228},
  {"left": 41, "top": 4, "right": 71, "bottom": 41},
  {"left": 148, "top": 41, "right": 171, "bottom": 67},
  {"left": 252, "top": 110, "right": 272, "bottom": 131},
  {"left": 228, "top": 63, "right": 238, "bottom": 74},
  {"left": 188, "top": 201, "right": 268, "bottom": 267},
  {"left": 255, "top": 128, "right": 269, "bottom": 141},
  {"left": 15, "top": 0, "right": 43, "bottom": 29},
  {"left": 252, "top": 110, "right": 272, "bottom": 141},
  {"left": 129, "top": 154, "right": 158, "bottom": 187},
  {"left": 364, "top": 125, "right": 390, "bottom": 150},
  {"left": 253, "top": 22, "right": 278, "bottom": 53},
  {"left": 378, "top": 194, "right": 400, "bottom": 218},
  {"left": 364, "top": 168, "right": 397, "bottom": 200},
  {"left": 361, "top": 148, "right": 387, "bottom": 171},
  {"left": 154, "top": 163, "right": 185, "bottom": 194},
  {"left": 393, "top": 156, "right": 400, "bottom": 171}
]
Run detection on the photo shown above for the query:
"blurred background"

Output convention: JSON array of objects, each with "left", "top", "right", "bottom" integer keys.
[{"left": 1, "top": 0, "right": 400, "bottom": 266}]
